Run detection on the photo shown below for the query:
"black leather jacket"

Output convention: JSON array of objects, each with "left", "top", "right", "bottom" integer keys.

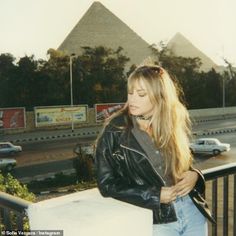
[{"left": 95, "top": 113, "right": 215, "bottom": 224}]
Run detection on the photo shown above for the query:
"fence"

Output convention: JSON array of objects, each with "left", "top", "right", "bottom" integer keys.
[{"left": 0, "top": 162, "right": 236, "bottom": 235}]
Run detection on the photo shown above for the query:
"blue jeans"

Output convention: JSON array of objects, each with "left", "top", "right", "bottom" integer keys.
[{"left": 153, "top": 195, "right": 207, "bottom": 236}]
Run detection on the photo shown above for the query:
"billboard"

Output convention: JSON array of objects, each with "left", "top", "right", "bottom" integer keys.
[
  {"left": 95, "top": 103, "right": 125, "bottom": 122},
  {"left": 0, "top": 107, "right": 26, "bottom": 129},
  {"left": 35, "top": 105, "right": 88, "bottom": 127}
]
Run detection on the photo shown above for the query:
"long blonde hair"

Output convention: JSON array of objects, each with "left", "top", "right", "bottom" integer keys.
[{"left": 128, "top": 65, "right": 192, "bottom": 182}]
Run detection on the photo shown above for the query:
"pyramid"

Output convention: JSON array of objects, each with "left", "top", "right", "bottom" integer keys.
[
  {"left": 58, "top": 1, "right": 152, "bottom": 69},
  {"left": 167, "top": 33, "right": 218, "bottom": 72}
]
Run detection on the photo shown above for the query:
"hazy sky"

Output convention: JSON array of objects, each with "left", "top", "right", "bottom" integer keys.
[{"left": 1, "top": 0, "right": 236, "bottom": 65}]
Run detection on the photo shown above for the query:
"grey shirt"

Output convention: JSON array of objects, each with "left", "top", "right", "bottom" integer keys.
[{"left": 131, "top": 117, "right": 173, "bottom": 186}]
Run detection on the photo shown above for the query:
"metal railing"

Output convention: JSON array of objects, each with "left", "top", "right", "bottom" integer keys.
[
  {"left": 0, "top": 162, "right": 236, "bottom": 235},
  {"left": 202, "top": 162, "right": 236, "bottom": 236},
  {"left": 0, "top": 191, "right": 31, "bottom": 230}
]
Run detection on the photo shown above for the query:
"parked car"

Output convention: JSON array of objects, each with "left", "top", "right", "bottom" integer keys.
[
  {"left": 0, "top": 142, "right": 22, "bottom": 156},
  {"left": 190, "top": 138, "right": 230, "bottom": 155},
  {"left": 0, "top": 158, "right": 17, "bottom": 172}
]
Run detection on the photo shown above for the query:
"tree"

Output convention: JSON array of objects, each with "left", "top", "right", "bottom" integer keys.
[
  {"left": 223, "top": 59, "right": 236, "bottom": 106},
  {"left": 0, "top": 53, "right": 17, "bottom": 107},
  {"left": 149, "top": 43, "right": 233, "bottom": 109},
  {"left": 40, "top": 49, "right": 71, "bottom": 106},
  {"left": 0, "top": 54, "right": 47, "bottom": 109},
  {"left": 73, "top": 46, "right": 129, "bottom": 106},
  {"left": 0, "top": 172, "right": 35, "bottom": 201}
]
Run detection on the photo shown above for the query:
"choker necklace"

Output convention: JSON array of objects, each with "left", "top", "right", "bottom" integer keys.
[{"left": 135, "top": 115, "right": 152, "bottom": 121}]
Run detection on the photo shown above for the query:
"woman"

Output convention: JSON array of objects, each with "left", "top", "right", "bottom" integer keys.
[{"left": 95, "top": 65, "right": 215, "bottom": 236}]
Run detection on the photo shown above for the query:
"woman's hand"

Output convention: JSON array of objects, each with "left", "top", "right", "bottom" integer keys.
[
  {"left": 175, "top": 171, "right": 198, "bottom": 197},
  {"left": 160, "top": 186, "right": 177, "bottom": 204}
]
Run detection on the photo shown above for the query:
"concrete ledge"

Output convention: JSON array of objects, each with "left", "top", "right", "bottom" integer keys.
[{"left": 27, "top": 188, "right": 153, "bottom": 236}]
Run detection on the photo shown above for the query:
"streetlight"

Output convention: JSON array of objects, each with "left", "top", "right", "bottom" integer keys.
[
  {"left": 69, "top": 53, "right": 76, "bottom": 132},
  {"left": 222, "top": 58, "right": 234, "bottom": 108}
]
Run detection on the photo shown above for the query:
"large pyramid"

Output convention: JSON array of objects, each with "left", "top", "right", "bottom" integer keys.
[
  {"left": 58, "top": 1, "right": 152, "bottom": 69},
  {"left": 167, "top": 33, "right": 218, "bottom": 72}
]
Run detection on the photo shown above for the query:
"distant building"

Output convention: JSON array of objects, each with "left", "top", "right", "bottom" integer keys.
[
  {"left": 58, "top": 1, "right": 228, "bottom": 73},
  {"left": 58, "top": 1, "right": 152, "bottom": 69},
  {"left": 167, "top": 32, "right": 218, "bottom": 72}
]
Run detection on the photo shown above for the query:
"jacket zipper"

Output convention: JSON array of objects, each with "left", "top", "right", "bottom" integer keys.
[{"left": 120, "top": 144, "right": 166, "bottom": 186}]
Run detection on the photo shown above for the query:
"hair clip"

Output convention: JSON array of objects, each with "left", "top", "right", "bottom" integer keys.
[{"left": 150, "top": 66, "right": 164, "bottom": 76}]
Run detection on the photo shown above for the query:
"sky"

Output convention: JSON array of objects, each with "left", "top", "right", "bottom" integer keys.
[{"left": 1, "top": 0, "right": 236, "bottom": 66}]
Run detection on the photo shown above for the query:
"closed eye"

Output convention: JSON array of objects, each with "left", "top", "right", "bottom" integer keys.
[{"left": 138, "top": 93, "right": 147, "bottom": 97}]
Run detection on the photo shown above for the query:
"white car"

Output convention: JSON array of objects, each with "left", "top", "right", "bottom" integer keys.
[
  {"left": 0, "top": 158, "right": 17, "bottom": 172},
  {"left": 190, "top": 138, "right": 230, "bottom": 155},
  {"left": 0, "top": 142, "right": 22, "bottom": 156}
]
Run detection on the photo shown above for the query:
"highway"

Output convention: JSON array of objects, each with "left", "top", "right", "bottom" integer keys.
[
  {"left": 12, "top": 137, "right": 93, "bottom": 182},
  {"left": 8, "top": 118, "right": 236, "bottom": 182},
  {"left": 192, "top": 117, "right": 236, "bottom": 132},
  {"left": 194, "top": 132, "right": 236, "bottom": 170}
]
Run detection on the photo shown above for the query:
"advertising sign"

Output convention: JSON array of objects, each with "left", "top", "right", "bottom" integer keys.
[
  {"left": 0, "top": 107, "right": 26, "bottom": 129},
  {"left": 35, "top": 105, "right": 88, "bottom": 127},
  {"left": 95, "top": 103, "right": 125, "bottom": 122}
]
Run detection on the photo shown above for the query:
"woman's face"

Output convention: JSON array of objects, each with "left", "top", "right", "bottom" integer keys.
[{"left": 128, "top": 80, "right": 154, "bottom": 117}]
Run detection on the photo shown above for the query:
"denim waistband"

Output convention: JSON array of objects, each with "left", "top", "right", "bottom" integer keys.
[{"left": 174, "top": 194, "right": 190, "bottom": 203}]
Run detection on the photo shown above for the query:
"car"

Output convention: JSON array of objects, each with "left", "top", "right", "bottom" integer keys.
[
  {"left": 0, "top": 158, "right": 17, "bottom": 172},
  {"left": 0, "top": 142, "right": 22, "bottom": 156},
  {"left": 190, "top": 138, "right": 230, "bottom": 155},
  {"left": 73, "top": 143, "right": 94, "bottom": 156}
]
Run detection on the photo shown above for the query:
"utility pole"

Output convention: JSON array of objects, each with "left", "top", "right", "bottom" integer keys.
[{"left": 70, "top": 53, "right": 76, "bottom": 132}]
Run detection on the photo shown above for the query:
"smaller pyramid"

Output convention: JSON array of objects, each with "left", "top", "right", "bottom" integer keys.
[
  {"left": 58, "top": 1, "right": 152, "bottom": 68},
  {"left": 167, "top": 33, "right": 217, "bottom": 71}
]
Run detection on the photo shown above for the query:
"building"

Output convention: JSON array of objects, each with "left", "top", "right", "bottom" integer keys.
[
  {"left": 58, "top": 1, "right": 228, "bottom": 73},
  {"left": 58, "top": 1, "right": 152, "bottom": 69}
]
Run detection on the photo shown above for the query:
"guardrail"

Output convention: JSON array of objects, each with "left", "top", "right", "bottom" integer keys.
[
  {"left": 0, "top": 192, "right": 31, "bottom": 230},
  {"left": 202, "top": 162, "right": 236, "bottom": 236},
  {"left": 0, "top": 163, "right": 236, "bottom": 235}
]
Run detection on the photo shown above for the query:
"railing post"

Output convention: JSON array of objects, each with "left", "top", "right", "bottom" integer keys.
[
  {"left": 212, "top": 179, "right": 217, "bottom": 236},
  {"left": 0, "top": 191, "right": 31, "bottom": 230},
  {"left": 202, "top": 162, "right": 236, "bottom": 236},
  {"left": 3, "top": 208, "right": 12, "bottom": 230},
  {"left": 16, "top": 212, "right": 25, "bottom": 230},
  {"left": 223, "top": 176, "right": 229, "bottom": 236},
  {"left": 234, "top": 174, "right": 236, "bottom": 236}
]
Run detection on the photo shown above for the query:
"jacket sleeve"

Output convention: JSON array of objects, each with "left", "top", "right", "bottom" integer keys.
[
  {"left": 95, "top": 128, "right": 161, "bottom": 211},
  {"left": 190, "top": 166, "right": 205, "bottom": 194}
]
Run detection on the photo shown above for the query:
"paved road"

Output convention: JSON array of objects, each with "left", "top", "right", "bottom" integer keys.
[
  {"left": 11, "top": 137, "right": 94, "bottom": 182},
  {"left": 194, "top": 132, "right": 236, "bottom": 170},
  {"left": 11, "top": 131, "right": 235, "bottom": 183},
  {"left": 192, "top": 117, "right": 236, "bottom": 132},
  {"left": 12, "top": 158, "right": 75, "bottom": 181},
  {"left": 4, "top": 118, "right": 235, "bottom": 182},
  {"left": 0, "top": 117, "right": 235, "bottom": 144},
  {"left": 13, "top": 137, "right": 93, "bottom": 167}
]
